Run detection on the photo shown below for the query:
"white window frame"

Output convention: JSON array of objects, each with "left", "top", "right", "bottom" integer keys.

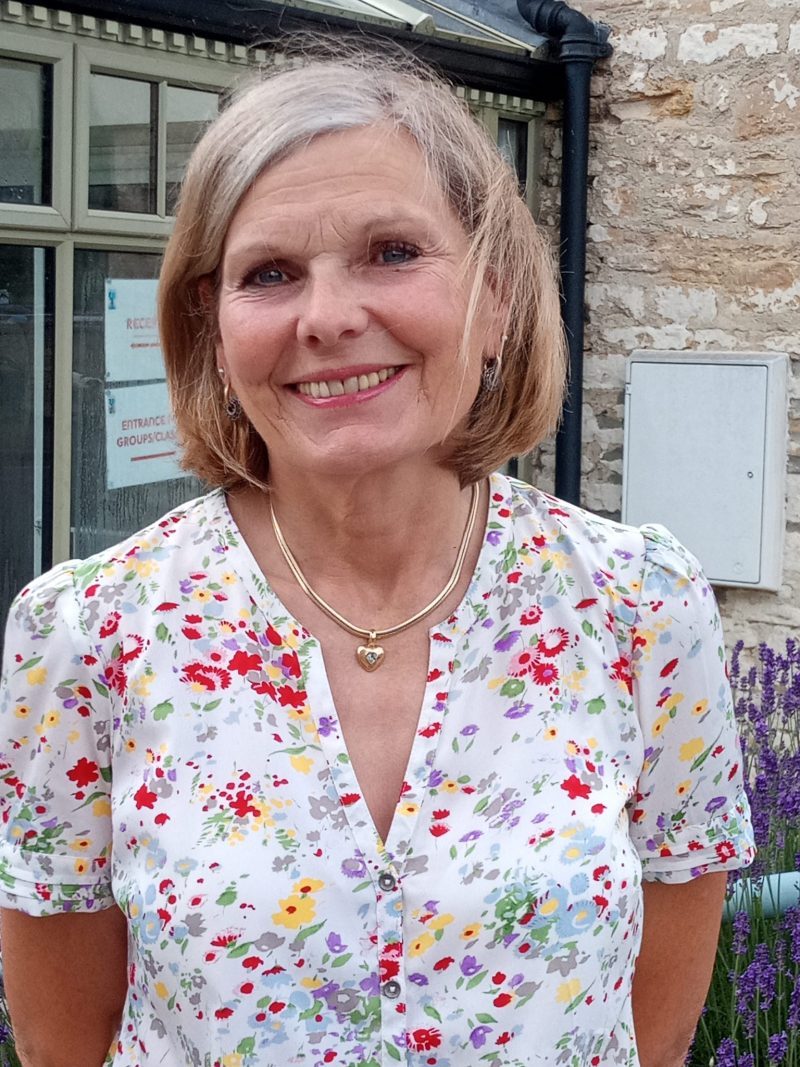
[{"left": 0, "top": 26, "right": 73, "bottom": 230}]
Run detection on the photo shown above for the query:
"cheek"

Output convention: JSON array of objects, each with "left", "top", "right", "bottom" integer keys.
[{"left": 217, "top": 302, "right": 286, "bottom": 381}]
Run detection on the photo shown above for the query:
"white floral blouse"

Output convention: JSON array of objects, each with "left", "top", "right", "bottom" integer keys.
[{"left": 0, "top": 474, "right": 754, "bottom": 1067}]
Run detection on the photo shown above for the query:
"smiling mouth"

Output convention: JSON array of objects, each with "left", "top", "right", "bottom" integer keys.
[{"left": 295, "top": 367, "right": 399, "bottom": 399}]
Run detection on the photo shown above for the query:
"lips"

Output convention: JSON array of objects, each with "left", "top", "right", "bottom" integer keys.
[{"left": 294, "top": 366, "right": 399, "bottom": 399}]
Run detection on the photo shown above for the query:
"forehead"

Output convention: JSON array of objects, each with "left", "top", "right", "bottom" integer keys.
[{"left": 223, "top": 125, "right": 460, "bottom": 247}]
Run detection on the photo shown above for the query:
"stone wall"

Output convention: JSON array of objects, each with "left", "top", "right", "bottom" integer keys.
[{"left": 533, "top": 0, "right": 800, "bottom": 652}]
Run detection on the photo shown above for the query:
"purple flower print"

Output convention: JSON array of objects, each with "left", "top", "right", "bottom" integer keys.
[
  {"left": 460, "top": 724, "right": 479, "bottom": 736},
  {"left": 326, "top": 932, "right": 347, "bottom": 953},
  {"left": 494, "top": 631, "right": 521, "bottom": 652},
  {"left": 427, "top": 769, "right": 445, "bottom": 788},
  {"left": 505, "top": 703, "right": 532, "bottom": 720},
  {"left": 613, "top": 548, "right": 634, "bottom": 560},
  {"left": 486, "top": 529, "right": 502, "bottom": 546},
  {"left": 460, "top": 830, "right": 482, "bottom": 843},
  {"left": 460, "top": 955, "right": 481, "bottom": 977},
  {"left": 408, "top": 972, "right": 429, "bottom": 986},
  {"left": 704, "top": 795, "right": 728, "bottom": 815},
  {"left": 341, "top": 856, "right": 367, "bottom": 879},
  {"left": 359, "top": 974, "right": 380, "bottom": 995},
  {"left": 317, "top": 716, "right": 336, "bottom": 738},
  {"left": 469, "top": 1025, "right": 492, "bottom": 1048}
]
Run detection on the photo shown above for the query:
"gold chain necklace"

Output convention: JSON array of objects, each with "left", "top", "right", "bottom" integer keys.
[{"left": 269, "top": 483, "right": 480, "bottom": 672}]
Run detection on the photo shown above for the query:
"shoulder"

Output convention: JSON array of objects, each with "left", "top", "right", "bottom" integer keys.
[{"left": 6, "top": 491, "right": 227, "bottom": 637}]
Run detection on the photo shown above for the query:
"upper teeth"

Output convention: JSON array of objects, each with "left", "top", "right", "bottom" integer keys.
[{"left": 297, "top": 367, "right": 398, "bottom": 398}]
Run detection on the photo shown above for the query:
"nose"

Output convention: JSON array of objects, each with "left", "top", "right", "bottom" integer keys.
[{"left": 295, "top": 263, "right": 370, "bottom": 349}]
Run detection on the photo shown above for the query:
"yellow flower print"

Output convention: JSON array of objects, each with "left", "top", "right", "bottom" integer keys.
[
  {"left": 566, "top": 741, "right": 579, "bottom": 756},
  {"left": 563, "top": 669, "right": 587, "bottom": 693},
  {"left": 132, "top": 673, "right": 154, "bottom": 698},
  {"left": 408, "top": 932, "right": 435, "bottom": 957},
  {"left": 222, "top": 1055, "right": 243, "bottom": 1067},
  {"left": 26, "top": 666, "right": 46, "bottom": 686},
  {"left": 133, "top": 558, "right": 156, "bottom": 579},
  {"left": 43, "top": 710, "right": 60, "bottom": 729},
  {"left": 193, "top": 589, "right": 212, "bottom": 603},
  {"left": 67, "top": 730, "right": 80, "bottom": 744},
  {"left": 93, "top": 798, "right": 112, "bottom": 817},
  {"left": 288, "top": 705, "right": 311, "bottom": 721},
  {"left": 544, "top": 727, "right": 558, "bottom": 741},
  {"left": 487, "top": 677, "right": 505, "bottom": 690},
  {"left": 540, "top": 897, "right": 560, "bottom": 916},
  {"left": 14, "top": 704, "right": 30, "bottom": 719},
  {"left": 651, "top": 714, "right": 669, "bottom": 738},
  {"left": 629, "top": 579, "right": 641, "bottom": 593},
  {"left": 290, "top": 754, "right": 313, "bottom": 774},
  {"left": 293, "top": 877, "right": 324, "bottom": 895},
  {"left": 273, "top": 894, "right": 316, "bottom": 930},
  {"left": 663, "top": 691, "right": 684, "bottom": 712},
  {"left": 301, "top": 977, "right": 324, "bottom": 990},
  {"left": 692, "top": 699, "right": 709, "bottom": 716},
  {"left": 556, "top": 979, "right": 582, "bottom": 1004},
  {"left": 460, "top": 923, "right": 481, "bottom": 940},
  {"left": 427, "top": 913, "right": 454, "bottom": 932},
  {"left": 676, "top": 779, "right": 691, "bottom": 796},
  {"left": 440, "top": 781, "right": 459, "bottom": 794},
  {"left": 154, "top": 981, "right": 170, "bottom": 1000},
  {"left": 561, "top": 847, "right": 582, "bottom": 863},
  {"left": 399, "top": 802, "right": 419, "bottom": 816},
  {"left": 221, "top": 572, "right": 237, "bottom": 586},
  {"left": 125, "top": 739, "right": 137, "bottom": 752},
  {"left": 74, "top": 859, "right": 89, "bottom": 875},
  {"left": 679, "top": 737, "right": 705, "bottom": 762},
  {"left": 69, "top": 837, "right": 91, "bottom": 852}
]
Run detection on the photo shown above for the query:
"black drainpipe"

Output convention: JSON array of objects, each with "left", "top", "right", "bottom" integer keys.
[{"left": 517, "top": 0, "right": 612, "bottom": 506}]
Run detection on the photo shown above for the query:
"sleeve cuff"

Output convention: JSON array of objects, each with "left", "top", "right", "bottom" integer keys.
[{"left": 0, "top": 851, "right": 114, "bottom": 915}]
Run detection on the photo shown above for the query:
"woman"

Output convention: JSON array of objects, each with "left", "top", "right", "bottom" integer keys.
[{"left": 0, "top": 44, "right": 754, "bottom": 1067}]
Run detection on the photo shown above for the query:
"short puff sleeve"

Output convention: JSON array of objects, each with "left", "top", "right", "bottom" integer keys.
[
  {"left": 0, "top": 563, "right": 114, "bottom": 915},
  {"left": 627, "top": 526, "right": 755, "bottom": 883}
]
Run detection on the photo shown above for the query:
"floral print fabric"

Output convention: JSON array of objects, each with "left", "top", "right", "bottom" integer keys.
[{"left": 0, "top": 474, "right": 754, "bottom": 1067}]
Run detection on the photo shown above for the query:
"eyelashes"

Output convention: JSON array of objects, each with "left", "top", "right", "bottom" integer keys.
[{"left": 237, "top": 239, "right": 422, "bottom": 290}]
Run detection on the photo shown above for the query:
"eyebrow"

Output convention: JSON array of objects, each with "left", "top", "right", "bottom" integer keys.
[{"left": 223, "top": 209, "right": 441, "bottom": 264}]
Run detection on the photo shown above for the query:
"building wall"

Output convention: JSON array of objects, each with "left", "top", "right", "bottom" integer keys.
[{"left": 534, "top": 0, "right": 800, "bottom": 652}]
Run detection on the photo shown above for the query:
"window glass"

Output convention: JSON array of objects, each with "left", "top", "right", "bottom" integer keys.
[
  {"left": 0, "top": 244, "right": 54, "bottom": 636},
  {"left": 498, "top": 118, "right": 528, "bottom": 190},
  {"left": 89, "top": 73, "right": 157, "bottom": 213},
  {"left": 71, "top": 248, "right": 201, "bottom": 558},
  {"left": 0, "top": 58, "right": 51, "bottom": 205},
  {"left": 166, "top": 85, "right": 219, "bottom": 215}
]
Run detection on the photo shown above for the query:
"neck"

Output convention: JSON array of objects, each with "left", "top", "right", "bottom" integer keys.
[{"left": 242, "top": 459, "right": 484, "bottom": 622}]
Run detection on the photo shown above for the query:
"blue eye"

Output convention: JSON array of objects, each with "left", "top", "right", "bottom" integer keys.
[
  {"left": 250, "top": 266, "right": 285, "bottom": 286},
  {"left": 378, "top": 243, "right": 419, "bottom": 265}
]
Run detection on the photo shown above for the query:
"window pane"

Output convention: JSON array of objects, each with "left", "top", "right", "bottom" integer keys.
[
  {"left": 89, "top": 74, "right": 156, "bottom": 213},
  {"left": 498, "top": 118, "right": 528, "bottom": 190},
  {"left": 71, "top": 248, "right": 200, "bottom": 559},
  {"left": 0, "top": 245, "right": 54, "bottom": 639},
  {"left": 0, "top": 58, "right": 51, "bottom": 205},
  {"left": 166, "top": 85, "right": 219, "bottom": 215}
]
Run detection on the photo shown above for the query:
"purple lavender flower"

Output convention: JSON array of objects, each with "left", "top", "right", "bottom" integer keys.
[
  {"left": 768, "top": 1032, "right": 789, "bottom": 1063},
  {"left": 731, "top": 909, "right": 750, "bottom": 956},
  {"left": 713, "top": 1037, "right": 737, "bottom": 1067}
]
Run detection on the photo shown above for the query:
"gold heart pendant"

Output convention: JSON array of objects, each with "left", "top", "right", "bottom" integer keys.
[{"left": 356, "top": 644, "right": 385, "bottom": 671}]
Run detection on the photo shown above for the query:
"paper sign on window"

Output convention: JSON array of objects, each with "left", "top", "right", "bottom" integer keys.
[
  {"left": 104, "top": 278, "right": 163, "bottom": 382},
  {"left": 105, "top": 382, "right": 185, "bottom": 490}
]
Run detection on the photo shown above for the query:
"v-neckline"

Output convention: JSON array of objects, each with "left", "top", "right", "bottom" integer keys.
[{"left": 209, "top": 473, "right": 514, "bottom": 868}]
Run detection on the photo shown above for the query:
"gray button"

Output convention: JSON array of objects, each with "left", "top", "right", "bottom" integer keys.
[
  {"left": 378, "top": 871, "right": 397, "bottom": 892},
  {"left": 382, "top": 979, "right": 401, "bottom": 999}
]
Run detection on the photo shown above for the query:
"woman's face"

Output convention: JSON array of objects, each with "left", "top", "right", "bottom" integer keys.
[{"left": 214, "top": 125, "right": 499, "bottom": 484}]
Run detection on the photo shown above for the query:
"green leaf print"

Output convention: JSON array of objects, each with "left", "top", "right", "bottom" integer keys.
[
  {"left": 237, "top": 1037, "right": 256, "bottom": 1056},
  {"left": 216, "top": 884, "right": 238, "bottom": 906},
  {"left": 466, "top": 970, "right": 487, "bottom": 990},
  {"left": 227, "top": 942, "right": 253, "bottom": 958},
  {"left": 424, "top": 1004, "right": 443, "bottom": 1022},
  {"left": 16, "top": 655, "right": 43, "bottom": 672},
  {"left": 153, "top": 701, "right": 174, "bottom": 721},
  {"left": 385, "top": 1044, "right": 402, "bottom": 1061},
  {"left": 586, "top": 696, "right": 605, "bottom": 715},
  {"left": 296, "top": 920, "right": 326, "bottom": 941},
  {"left": 475, "top": 1013, "right": 497, "bottom": 1024},
  {"left": 155, "top": 622, "right": 170, "bottom": 643},
  {"left": 331, "top": 953, "right": 353, "bottom": 967},
  {"left": 500, "top": 678, "right": 525, "bottom": 698}
]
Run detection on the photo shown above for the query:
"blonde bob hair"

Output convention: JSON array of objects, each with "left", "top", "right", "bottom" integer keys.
[{"left": 159, "top": 38, "right": 566, "bottom": 489}]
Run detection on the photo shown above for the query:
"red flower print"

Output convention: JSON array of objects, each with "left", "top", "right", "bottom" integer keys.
[
  {"left": 433, "top": 956, "right": 454, "bottom": 971},
  {"left": 560, "top": 775, "right": 591, "bottom": 801},
  {"left": 427, "top": 668, "right": 443, "bottom": 682},
  {"left": 103, "top": 659, "right": 127, "bottom": 696},
  {"left": 575, "top": 597, "right": 598, "bottom": 610},
  {"left": 265, "top": 624, "right": 283, "bottom": 646},
  {"left": 429, "top": 824, "right": 450, "bottom": 837},
  {"left": 531, "top": 659, "right": 559, "bottom": 686},
  {"left": 493, "top": 992, "right": 513, "bottom": 1008},
  {"left": 407, "top": 1028, "right": 441, "bottom": 1052},
  {"left": 508, "top": 650, "right": 536, "bottom": 677},
  {"left": 181, "top": 662, "right": 231, "bottom": 691},
  {"left": 269, "top": 1000, "right": 286, "bottom": 1014},
  {"left": 610, "top": 656, "right": 633, "bottom": 694},
  {"left": 134, "top": 784, "right": 158, "bottom": 810},
  {"left": 229, "top": 790, "right": 260, "bottom": 818},
  {"left": 591, "top": 803, "right": 605, "bottom": 814},
  {"left": 432, "top": 809, "right": 450, "bottom": 820},
  {"left": 277, "top": 686, "right": 307, "bottom": 708},
  {"left": 492, "top": 971, "right": 506, "bottom": 985},
  {"left": 380, "top": 957, "right": 400, "bottom": 981},
  {"left": 281, "top": 651, "right": 302, "bottom": 678},
  {"left": 66, "top": 757, "right": 99, "bottom": 789},
  {"left": 660, "top": 657, "right": 679, "bottom": 678},
  {"left": 496, "top": 1032, "right": 513, "bottom": 1046},
  {"left": 155, "top": 602, "right": 178, "bottom": 612},
  {"left": 520, "top": 606, "right": 543, "bottom": 625},
  {"left": 99, "top": 612, "right": 121, "bottom": 638},
  {"left": 229, "top": 650, "right": 262, "bottom": 676},
  {"left": 182, "top": 627, "right": 202, "bottom": 640},
  {"left": 215, "top": 1008, "right": 233, "bottom": 1020},
  {"left": 716, "top": 840, "right": 736, "bottom": 863},
  {"left": 242, "top": 956, "right": 263, "bottom": 970},
  {"left": 536, "top": 628, "right": 570, "bottom": 658},
  {"left": 118, "top": 635, "right": 145, "bottom": 665},
  {"left": 340, "top": 793, "right": 360, "bottom": 806}
]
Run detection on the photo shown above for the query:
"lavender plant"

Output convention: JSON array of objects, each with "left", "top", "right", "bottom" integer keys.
[{"left": 690, "top": 639, "right": 800, "bottom": 1066}]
